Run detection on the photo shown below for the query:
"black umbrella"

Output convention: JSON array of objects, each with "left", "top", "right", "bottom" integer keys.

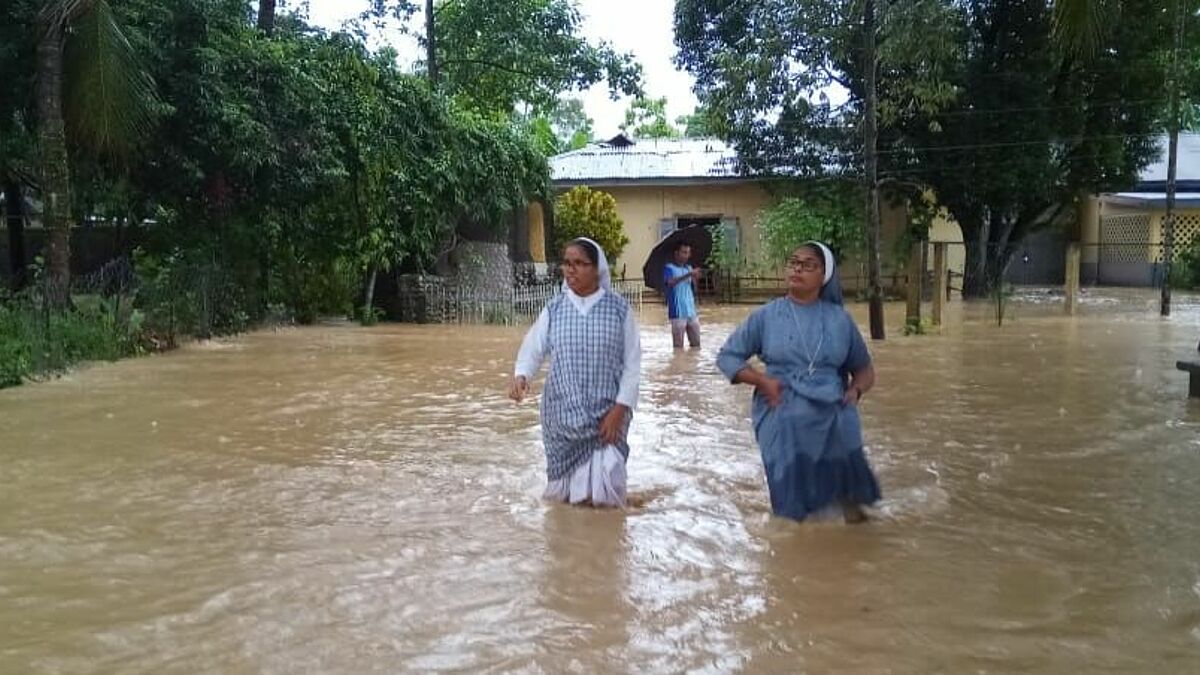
[{"left": 642, "top": 224, "right": 714, "bottom": 292}]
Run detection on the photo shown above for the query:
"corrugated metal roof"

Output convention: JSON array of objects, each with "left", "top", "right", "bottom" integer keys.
[
  {"left": 550, "top": 136, "right": 742, "bottom": 184},
  {"left": 554, "top": 132, "right": 1200, "bottom": 189}
]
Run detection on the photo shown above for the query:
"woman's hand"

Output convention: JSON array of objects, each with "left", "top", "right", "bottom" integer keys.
[
  {"left": 733, "top": 368, "right": 784, "bottom": 408},
  {"left": 509, "top": 375, "right": 528, "bottom": 402},
  {"left": 844, "top": 365, "right": 874, "bottom": 407},
  {"left": 755, "top": 377, "right": 784, "bottom": 408},
  {"left": 599, "top": 404, "right": 630, "bottom": 444}
]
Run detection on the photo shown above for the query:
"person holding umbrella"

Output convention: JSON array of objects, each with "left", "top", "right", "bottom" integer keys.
[{"left": 664, "top": 242, "right": 702, "bottom": 349}]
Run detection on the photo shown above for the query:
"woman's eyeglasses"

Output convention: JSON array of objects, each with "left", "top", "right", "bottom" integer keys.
[{"left": 787, "top": 258, "right": 823, "bottom": 272}]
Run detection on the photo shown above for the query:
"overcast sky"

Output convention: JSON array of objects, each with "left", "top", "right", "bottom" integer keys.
[{"left": 304, "top": 0, "right": 699, "bottom": 137}]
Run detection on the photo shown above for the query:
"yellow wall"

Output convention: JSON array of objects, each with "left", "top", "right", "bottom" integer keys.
[
  {"left": 592, "top": 182, "right": 773, "bottom": 279},
  {"left": 552, "top": 182, "right": 988, "bottom": 288},
  {"left": 924, "top": 207, "right": 966, "bottom": 280},
  {"left": 526, "top": 202, "right": 545, "bottom": 263},
  {"left": 564, "top": 183, "right": 955, "bottom": 288}
]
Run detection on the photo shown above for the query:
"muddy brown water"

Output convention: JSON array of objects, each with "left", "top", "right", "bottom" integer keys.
[{"left": 2, "top": 289, "right": 1199, "bottom": 673}]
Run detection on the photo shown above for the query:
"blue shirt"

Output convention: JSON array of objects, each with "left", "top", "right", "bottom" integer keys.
[{"left": 664, "top": 263, "right": 697, "bottom": 319}]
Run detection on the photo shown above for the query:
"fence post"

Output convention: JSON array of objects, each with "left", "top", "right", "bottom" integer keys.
[
  {"left": 932, "top": 242, "right": 947, "bottom": 326},
  {"left": 1065, "top": 242, "right": 1081, "bottom": 315},
  {"left": 905, "top": 241, "right": 923, "bottom": 327}
]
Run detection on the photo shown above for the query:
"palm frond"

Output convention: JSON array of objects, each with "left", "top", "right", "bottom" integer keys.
[
  {"left": 1052, "top": 0, "right": 1116, "bottom": 58},
  {"left": 63, "top": 0, "right": 158, "bottom": 158},
  {"left": 39, "top": 0, "right": 95, "bottom": 31}
]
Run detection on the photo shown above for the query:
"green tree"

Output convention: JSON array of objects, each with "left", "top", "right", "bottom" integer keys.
[
  {"left": 549, "top": 98, "right": 595, "bottom": 149},
  {"left": 757, "top": 185, "right": 866, "bottom": 264},
  {"left": 0, "top": 0, "right": 37, "bottom": 289},
  {"left": 431, "top": 0, "right": 643, "bottom": 115},
  {"left": 113, "top": 1, "right": 546, "bottom": 319},
  {"left": 622, "top": 96, "right": 681, "bottom": 139},
  {"left": 2, "top": 0, "right": 551, "bottom": 330},
  {"left": 676, "top": 0, "right": 1175, "bottom": 298},
  {"left": 896, "top": 0, "right": 1171, "bottom": 296},
  {"left": 553, "top": 187, "right": 629, "bottom": 265},
  {"left": 676, "top": 104, "right": 718, "bottom": 138},
  {"left": 524, "top": 98, "right": 594, "bottom": 155},
  {"left": 676, "top": 0, "right": 961, "bottom": 336}
]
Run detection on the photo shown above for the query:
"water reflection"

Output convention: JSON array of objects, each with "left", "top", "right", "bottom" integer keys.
[{"left": 536, "top": 507, "right": 630, "bottom": 667}]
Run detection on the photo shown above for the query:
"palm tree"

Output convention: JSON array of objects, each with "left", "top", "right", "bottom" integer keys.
[
  {"left": 35, "top": 0, "right": 155, "bottom": 306},
  {"left": 1051, "top": 0, "right": 1117, "bottom": 57}
]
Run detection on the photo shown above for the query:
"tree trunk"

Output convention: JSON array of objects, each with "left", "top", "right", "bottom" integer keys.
[
  {"left": 4, "top": 179, "right": 28, "bottom": 290},
  {"left": 426, "top": 0, "right": 438, "bottom": 85},
  {"left": 257, "top": 0, "right": 276, "bottom": 35},
  {"left": 362, "top": 265, "right": 378, "bottom": 324},
  {"left": 862, "top": 0, "right": 884, "bottom": 339},
  {"left": 36, "top": 16, "right": 72, "bottom": 307},
  {"left": 962, "top": 235, "right": 1020, "bottom": 299},
  {"left": 962, "top": 235, "right": 988, "bottom": 298}
]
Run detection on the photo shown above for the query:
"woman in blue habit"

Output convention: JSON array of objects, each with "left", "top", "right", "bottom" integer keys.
[{"left": 716, "top": 241, "right": 881, "bottom": 523}]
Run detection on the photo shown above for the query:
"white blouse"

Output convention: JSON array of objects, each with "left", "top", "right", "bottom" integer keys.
[{"left": 513, "top": 287, "right": 641, "bottom": 410}]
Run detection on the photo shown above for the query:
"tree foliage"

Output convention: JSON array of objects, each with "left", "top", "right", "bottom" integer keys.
[
  {"left": 895, "top": 0, "right": 1172, "bottom": 294},
  {"left": 676, "top": 0, "right": 1178, "bottom": 295},
  {"left": 757, "top": 185, "right": 866, "bottom": 264},
  {"left": 622, "top": 96, "right": 681, "bottom": 139},
  {"left": 433, "top": 0, "right": 643, "bottom": 115},
  {"left": 1, "top": 0, "right": 552, "bottom": 324},
  {"left": 676, "top": 104, "right": 719, "bottom": 138},
  {"left": 525, "top": 98, "right": 595, "bottom": 155}
]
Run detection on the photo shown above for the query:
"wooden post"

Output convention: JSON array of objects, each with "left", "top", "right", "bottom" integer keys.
[
  {"left": 1065, "top": 242, "right": 1081, "bottom": 315},
  {"left": 932, "top": 242, "right": 947, "bottom": 326},
  {"left": 905, "top": 241, "right": 922, "bottom": 326}
]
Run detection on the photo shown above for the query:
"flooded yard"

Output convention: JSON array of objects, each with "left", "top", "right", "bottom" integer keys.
[{"left": 2, "top": 289, "right": 1199, "bottom": 673}]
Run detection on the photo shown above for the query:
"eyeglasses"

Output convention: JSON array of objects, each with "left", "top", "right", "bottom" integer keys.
[
  {"left": 787, "top": 258, "right": 823, "bottom": 272},
  {"left": 560, "top": 259, "right": 594, "bottom": 271}
]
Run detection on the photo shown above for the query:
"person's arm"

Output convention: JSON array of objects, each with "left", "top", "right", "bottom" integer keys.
[
  {"left": 600, "top": 308, "right": 641, "bottom": 444},
  {"left": 615, "top": 309, "right": 641, "bottom": 410},
  {"left": 844, "top": 364, "right": 875, "bottom": 405},
  {"left": 842, "top": 315, "right": 874, "bottom": 406},
  {"left": 510, "top": 307, "right": 549, "bottom": 402},
  {"left": 665, "top": 265, "right": 692, "bottom": 288},
  {"left": 716, "top": 307, "right": 784, "bottom": 407}
]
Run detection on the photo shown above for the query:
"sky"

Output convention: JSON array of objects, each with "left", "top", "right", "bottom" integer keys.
[{"left": 303, "top": 0, "right": 699, "bottom": 138}]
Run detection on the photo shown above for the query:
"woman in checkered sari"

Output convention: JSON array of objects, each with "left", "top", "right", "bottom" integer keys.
[{"left": 510, "top": 238, "right": 642, "bottom": 507}]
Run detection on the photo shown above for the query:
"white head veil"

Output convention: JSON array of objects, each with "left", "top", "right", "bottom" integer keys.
[{"left": 803, "top": 240, "right": 844, "bottom": 305}]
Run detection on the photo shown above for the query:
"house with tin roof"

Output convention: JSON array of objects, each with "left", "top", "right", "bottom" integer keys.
[{"left": 547, "top": 133, "right": 774, "bottom": 280}]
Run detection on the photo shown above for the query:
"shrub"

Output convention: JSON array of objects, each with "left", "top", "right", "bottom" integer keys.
[{"left": 553, "top": 186, "right": 630, "bottom": 265}]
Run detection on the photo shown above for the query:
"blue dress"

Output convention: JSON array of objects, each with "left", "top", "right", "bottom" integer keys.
[{"left": 716, "top": 298, "right": 881, "bottom": 520}]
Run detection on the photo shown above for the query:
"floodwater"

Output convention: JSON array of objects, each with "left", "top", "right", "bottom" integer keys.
[{"left": 2, "top": 289, "right": 1200, "bottom": 673}]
